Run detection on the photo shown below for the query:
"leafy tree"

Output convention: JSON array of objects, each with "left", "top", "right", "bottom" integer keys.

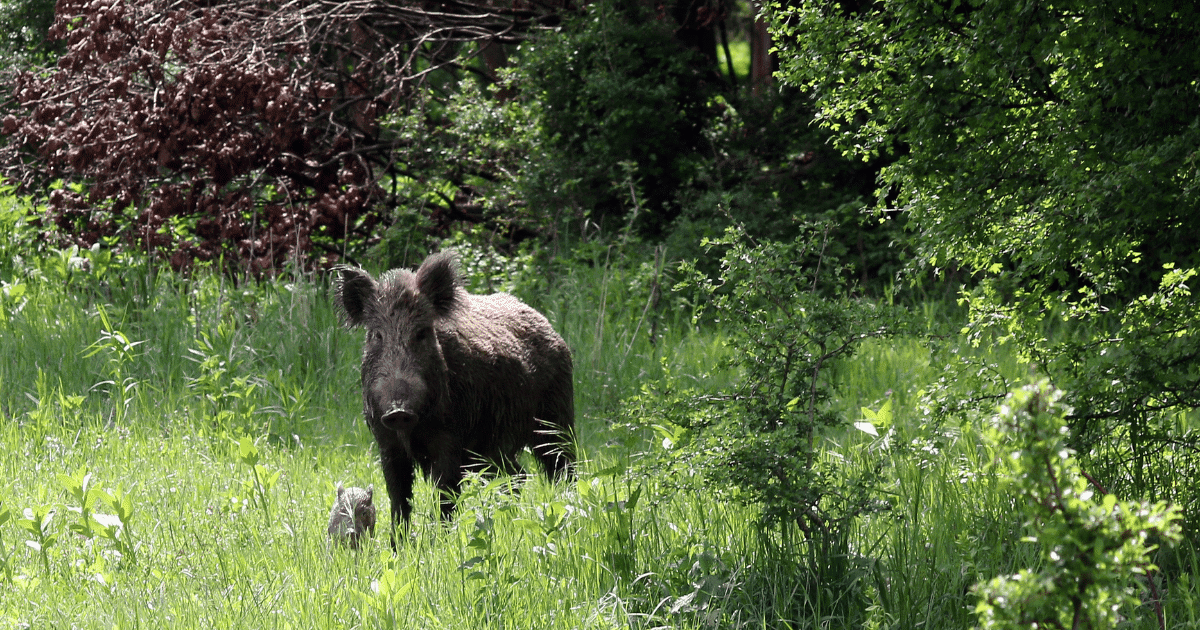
[
  {"left": 0, "top": 0, "right": 58, "bottom": 65},
  {"left": 763, "top": 1, "right": 1200, "bottom": 522}
]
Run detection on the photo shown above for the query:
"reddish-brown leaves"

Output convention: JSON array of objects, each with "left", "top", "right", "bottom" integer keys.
[
  {"left": 2, "top": 0, "right": 384, "bottom": 272},
  {"left": 2, "top": 0, "right": 562, "bottom": 273}
]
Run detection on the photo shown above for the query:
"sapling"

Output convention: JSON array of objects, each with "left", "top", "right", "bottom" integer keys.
[
  {"left": 17, "top": 502, "right": 57, "bottom": 575},
  {"left": 973, "top": 381, "right": 1181, "bottom": 630},
  {"left": 235, "top": 436, "right": 280, "bottom": 523},
  {"left": 58, "top": 465, "right": 103, "bottom": 540}
]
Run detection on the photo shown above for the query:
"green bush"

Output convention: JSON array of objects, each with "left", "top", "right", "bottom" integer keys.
[
  {"left": 764, "top": 0, "right": 1200, "bottom": 531},
  {"left": 0, "top": 0, "right": 58, "bottom": 66},
  {"left": 0, "top": 180, "right": 40, "bottom": 276},
  {"left": 510, "top": 0, "right": 711, "bottom": 235},
  {"left": 621, "top": 221, "right": 909, "bottom": 623},
  {"left": 974, "top": 382, "right": 1181, "bottom": 630},
  {"left": 667, "top": 91, "right": 906, "bottom": 290}
]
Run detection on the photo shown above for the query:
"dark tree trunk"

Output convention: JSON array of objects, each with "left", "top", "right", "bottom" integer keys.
[
  {"left": 478, "top": 38, "right": 513, "bottom": 99},
  {"left": 671, "top": 0, "right": 722, "bottom": 74},
  {"left": 750, "top": 1, "right": 774, "bottom": 95}
]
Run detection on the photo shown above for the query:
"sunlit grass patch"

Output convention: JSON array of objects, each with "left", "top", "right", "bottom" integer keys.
[{"left": 0, "top": 242, "right": 1196, "bottom": 629}]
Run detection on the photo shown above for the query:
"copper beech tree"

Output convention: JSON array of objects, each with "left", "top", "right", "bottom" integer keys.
[{"left": 1, "top": 0, "right": 563, "bottom": 272}]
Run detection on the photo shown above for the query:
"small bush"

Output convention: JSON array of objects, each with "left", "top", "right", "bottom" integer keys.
[
  {"left": 974, "top": 381, "right": 1181, "bottom": 630},
  {"left": 621, "top": 221, "right": 908, "bottom": 623}
]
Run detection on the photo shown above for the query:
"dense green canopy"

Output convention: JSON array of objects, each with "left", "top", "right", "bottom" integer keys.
[{"left": 765, "top": 0, "right": 1200, "bottom": 506}]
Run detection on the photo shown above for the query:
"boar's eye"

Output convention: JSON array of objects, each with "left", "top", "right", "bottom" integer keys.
[
  {"left": 368, "top": 330, "right": 383, "bottom": 345},
  {"left": 412, "top": 327, "right": 432, "bottom": 344}
]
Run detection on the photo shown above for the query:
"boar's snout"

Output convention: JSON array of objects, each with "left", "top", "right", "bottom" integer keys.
[
  {"left": 369, "top": 373, "right": 429, "bottom": 434},
  {"left": 381, "top": 405, "right": 418, "bottom": 431}
]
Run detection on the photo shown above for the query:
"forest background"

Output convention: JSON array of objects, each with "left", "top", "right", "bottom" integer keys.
[{"left": 0, "top": 0, "right": 1198, "bottom": 628}]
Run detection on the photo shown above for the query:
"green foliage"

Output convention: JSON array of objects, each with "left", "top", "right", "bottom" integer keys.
[
  {"left": 974, "top": 382, "right": 1181, "bottom": 630},
  {"left": 0, "top": 0, "right": 58, "bottom": 66},
  {"left": 0, "top": 275, "right": 25, "bottom": 324},
  {"left": 364, "top": 206, "right": 433, "bottom": 272},
  {"left": 358, "top": 563, "right": 414, "bottom": 624},
  {"left": 765, "top": 0, "right": 1200, "bottom": 524},
  {"left": 375, "top": 70, "right": 570, "bottom": 258},
  {"left": 509, "top": 0, "right": 711, "bottom": 233},
  {"left": 57, "top": 466, "right": 138, "bottom": 564},
  {"left": 81, "top": 306, "right": 145, "bottom": 426},
  {"left": 667, "top": 92, "right": 904, "bottom": 288},
  {"left": 682, "top": 222, "right": 904, "bottom": 529},
  {"left": 621, "top": 221, "right": 908, "bottom": 623},
  {"left": 367, "top": 0, "right": 908, "bottom": 278},
  {"left": 186, "top": 331, "right": 262, "bottom": 434},
  {"left": 58, "top": 466, "right": 104, "bottom": 541},
  {"left": 442, "top": 232, "right": 545, "bottom": 296},
  {"left": 381, "top": 0, "right": 714, "bottom": 247},
  {"left": 16, "top": 500, "right": 56, "bottom": 575},
  {"left": 717, "top": 38, "right": 749, "bottom": 84},
  {"left": 0, "top": 180, "right": 39, "bottom": 278},
  {"left": 95, "top": 484, "right": 137, "bottom": 563},
  {"left": 234, "top": 436, "right": 281, "bottom": 524}
]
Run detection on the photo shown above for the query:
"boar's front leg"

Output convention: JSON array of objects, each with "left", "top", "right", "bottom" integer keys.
[
  {"left": 431, "top": 457, "right": 465, "bottom": 521},
  {"left": 378, "top": 444, "right": 415, "bottom": 546}
]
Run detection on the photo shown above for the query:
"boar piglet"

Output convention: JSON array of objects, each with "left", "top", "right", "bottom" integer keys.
[
  {"left": 335, "top": 251, "right": 574, "bottom": 539},
  {"left": 327, "top": 483, "right": 376, "bottom": 550}
]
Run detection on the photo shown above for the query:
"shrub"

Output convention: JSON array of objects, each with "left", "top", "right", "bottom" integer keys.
[
  {"left": 974, "top": 382, "right": 1181, "bottom": 630},
  {"left": 621, "top": 221, "right": 908, "bottom": 622}
]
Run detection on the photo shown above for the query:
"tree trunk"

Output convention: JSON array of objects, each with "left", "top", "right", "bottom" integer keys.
[
  {"left": 478, "top": 38, "right": 513, "bottom": 100},
  {"left": 671, "top": 0, "right": 721, "bottom": 72},
  {"left": 750, "top": 1, "right": 773, "bottom": 95}
]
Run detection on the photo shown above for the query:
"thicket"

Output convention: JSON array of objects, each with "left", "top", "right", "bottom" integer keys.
[
  {"left": 0, "top": 0, "right": 906, "bottom": 286},
  {"left": 976, "top": 382, "right": 1182, "bottom": 630},
  {"left": 618, "top": 222, "right": 908, "bottom": 625},
  {"left": 2, "top": 0, "right": 1198, "bottom": 627},
  {"left": 0, "top": 0, "right": 572, "bottom": 271},
  {"left": 764, "top": 0, "right": 1200, "bottom": 534}
]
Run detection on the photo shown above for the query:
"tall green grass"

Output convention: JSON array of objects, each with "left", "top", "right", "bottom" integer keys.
[
  {"left": 0, "top": 238, "right": 1197, "bottom": 629},
  {"left": 0, "top": 248, "right": 746, "bottom": 629}
]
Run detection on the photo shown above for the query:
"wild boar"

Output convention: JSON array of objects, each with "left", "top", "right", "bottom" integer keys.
[{"left": 335, "top": 251, "right": 574, "bottom": 538}]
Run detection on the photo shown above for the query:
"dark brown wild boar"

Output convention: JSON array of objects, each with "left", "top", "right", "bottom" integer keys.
[{"left": 335, "top": 251, "right": 574, "bottom": 539}]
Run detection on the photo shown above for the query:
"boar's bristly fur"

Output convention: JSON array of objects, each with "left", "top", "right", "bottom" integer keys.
[
  {"left": 327, "top": 483, "right": 377, "bottom": 550},
  {"left": 334, "top": 251, "right": 575, "bottom": 541}
]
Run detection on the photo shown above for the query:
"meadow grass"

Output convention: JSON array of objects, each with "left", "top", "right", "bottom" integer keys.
[
  {"left": 0, "top": 255, "right": 746, "bottom": 629},
  {"left": 1, "top": 248, "right": 1197, "bottom": 629}
]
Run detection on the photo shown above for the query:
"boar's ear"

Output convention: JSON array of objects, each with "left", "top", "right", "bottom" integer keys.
[
  {"left": 335, "top": 266, "right": 376, "bottom": 326},
  {"left": 416, "top": 251, "right": 461, "bottom": 317}
]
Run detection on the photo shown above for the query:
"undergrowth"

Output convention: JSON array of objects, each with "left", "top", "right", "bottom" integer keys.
[{"left": 0, "top": 204, "right": 1195, "bottom": 628}]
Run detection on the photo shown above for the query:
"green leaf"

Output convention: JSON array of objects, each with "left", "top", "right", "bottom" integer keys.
[
  {"left": 852, "top": 421, "right": 879, "bottom": 437},
  {"left": 236, "top": 436, "right": 259, "bottom": 466}
]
